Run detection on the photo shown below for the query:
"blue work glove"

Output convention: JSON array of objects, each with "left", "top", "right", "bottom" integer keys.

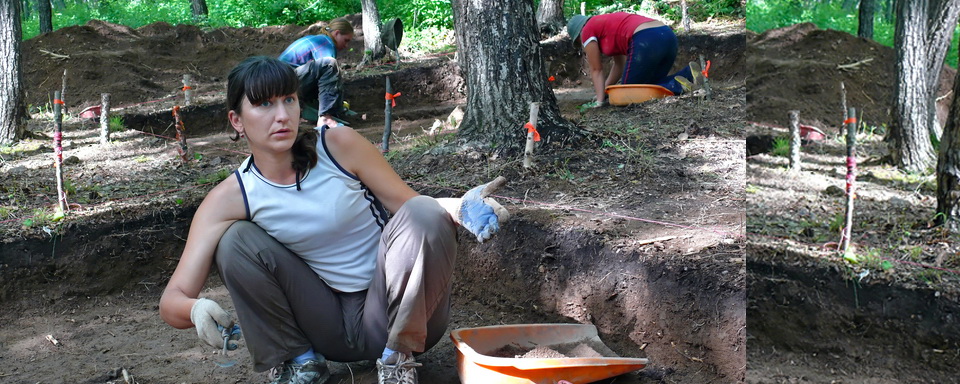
[{"left": 459, "top": 177, "right": 509, "bottom": 243}]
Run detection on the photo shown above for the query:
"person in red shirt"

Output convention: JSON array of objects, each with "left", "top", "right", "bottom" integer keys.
[{"left": 567, "top": 12, "right": 700, "bottom": 107}]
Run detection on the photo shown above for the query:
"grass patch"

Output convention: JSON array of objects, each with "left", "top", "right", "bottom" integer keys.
[
  {"left": 195, "top": 169, "right": 231, "bottom": 185},
  {"left": 109, "top": 115, "right": 127, "bottom": 132},
  {"left": 770, "top": 137, "right": 790, "bottom": 157}
]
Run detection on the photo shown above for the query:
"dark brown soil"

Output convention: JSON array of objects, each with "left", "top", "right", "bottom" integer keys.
[
  {"left": 747, "top": 24, "right": 960, "bottom": 383},
  {"left": 0, "top": 17, "right": 745, "bottom": 384},
  {"left": 747, "top": 22, "right": 955, "bottom": 133}
]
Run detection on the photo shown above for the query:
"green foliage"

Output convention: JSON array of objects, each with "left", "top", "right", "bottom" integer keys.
[
  {"left": 63, "top": 179, "right": 76, "bottom": 197},
  {"left": 905, "top": 245, "right": 924, "bottom": 262},
  {"left": 23, "top": 207, "right": 55, "bottom": 228},
  {"left": 401, "top": 27, "right": 456, "bottom": 56},
  {"left": 650, "top": 0, "right": 743, "bottom": 21},
  {"left": 567, "top": 0, "right": 743, "bottom": 22},
  {"left": 747, "top": 0, "right": 959, "bottom": 68},
  {"left": 196, "top": 169, "right": 232, "bottom": 185},
  {"left": 551, "top": 158, "right": 577, "bottom": 181},
  {"left": 22, "top": 0, "right": 193, "bottom": 38},
  {"left": 381, "top": 0, "right": 453, "bottom": 30},
  {"left": 21, "top": 0, "right": 361, "bottom": 39},
  {"left": 880, "top": 259, "right": 894, "bottom": 271},
  {"left": 210, "top": 0, "right": 359, "bottom": 28},
  {"left": 109, "top": 115, "right": 126, "bottom": 132},
  {"left": 770, "top": 137, "right": 790, "bottom": 157},
  {"left": 857, "top": 248, "right": 894, "bottom": 272},
  {"left": 828, "top": 212, "right": 844, "bottom": 233}
]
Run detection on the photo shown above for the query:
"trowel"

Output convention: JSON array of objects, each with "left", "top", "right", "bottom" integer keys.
[{"left": 215, "top": 324, "right": 241, "bottom": 368}]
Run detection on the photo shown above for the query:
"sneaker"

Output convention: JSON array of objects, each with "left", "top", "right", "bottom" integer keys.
[
  {"left": 269, "top": 359, "right": 330, "bottom": 384},
  {"left": 676, "top": 61, "right": 703, "bottom": 94},
  {"left": 376, "top": 352, "right": 422, "bottom": 384},
  {"left": 675, "top": 75, "right": 695, "bottom": 94},
  {"left": 689, "top": 61, "right": 704, "bottom": 87}
]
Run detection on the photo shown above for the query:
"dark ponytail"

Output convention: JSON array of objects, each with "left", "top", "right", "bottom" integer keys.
[{"left": 292, "top": 127, "right": 319, "bottom": 176}]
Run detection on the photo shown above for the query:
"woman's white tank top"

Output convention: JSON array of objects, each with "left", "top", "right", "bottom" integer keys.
[{"left": 234, "top": 127, "right": 388, "bottom": 292}]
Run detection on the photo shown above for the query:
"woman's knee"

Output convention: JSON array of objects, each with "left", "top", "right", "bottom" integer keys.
[
  {"left": 215, "top": 221, "right": 270, "bottom": 268},
  {"left": 389, "top": 196, "right": 456, "bottom": 242},
  {"left": 401, "top": 196, "right": 450, "bottom": 224}
]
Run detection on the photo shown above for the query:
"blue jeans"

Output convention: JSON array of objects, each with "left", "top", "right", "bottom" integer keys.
[{"left": 622, "top": 26, "right": 692, "bottom": 95}]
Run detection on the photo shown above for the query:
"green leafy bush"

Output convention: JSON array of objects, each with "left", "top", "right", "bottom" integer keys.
[{"left": 378, "top": 0, "right": 453, "bottom": 30}]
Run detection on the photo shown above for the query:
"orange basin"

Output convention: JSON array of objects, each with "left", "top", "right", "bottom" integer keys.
[
  {"left": 605, "top": 84, "right": 674, "bottom": 105},
  {"left": 449, "top": 323, "right": 648, "bottom": 384}
]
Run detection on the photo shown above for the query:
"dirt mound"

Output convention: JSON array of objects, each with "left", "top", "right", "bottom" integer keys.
[
  {"left": 21, "top": 19, "right": 359, "bottom": 112},
  {"left": 748, "top": 22, "right": 955, "bottom": 133}
]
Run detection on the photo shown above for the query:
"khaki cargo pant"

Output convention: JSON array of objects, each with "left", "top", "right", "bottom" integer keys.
[{"left": 215, "top": 195, "right": 458, "bottom": 372}]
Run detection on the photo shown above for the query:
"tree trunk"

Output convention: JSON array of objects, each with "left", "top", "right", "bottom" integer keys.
[
  {"left": 535, "top": 0, "right": 564, "bottom": 36},
  {"left": 38, "top": 0, "right": 52, "bottom": 34},
  {"left": 360, "top": 0, "right": 385, "bottom": 64},
  {"left": 889, "top": 0, "right": 960, "bottom": 172},
  {"left": 883, "top": 0, "right": 896, "bottom": 22},
  {"left": 20, "top": 0, "right": 30, "bottom": 19},
  {"left": 924, "top": 0, "right": 960, "bottom": 141},
  {"left": 938, "top": 67, "right": 960, "bottom": 231},
  {"left": 451, "top": 0, "right": 578, "bottom": 153},
  {"left": 1, "top": 0, "right": 25, "bottom": 146},
  {"left": 858, "top": 0, "right": 875, "bottom": 39},
  {"left": 191, "top": 0, "right": 208, "bottom": 21}
]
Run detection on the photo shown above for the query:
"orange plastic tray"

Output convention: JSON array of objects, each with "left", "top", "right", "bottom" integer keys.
[
  {"left": 605, "top": 84, "right": 674, "bottom": 105},
  {"left": 449, "top": 324, "right": 648, "bottom": 384}
]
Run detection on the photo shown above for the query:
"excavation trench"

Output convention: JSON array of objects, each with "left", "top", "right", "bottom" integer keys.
[
  {"left": 119, "top": 60, "right": 466, "bottom": 150},
  {"left": 0, "top": 204, "right": 743, "bottom": 383},
  {"left": 2, "top": 19, "right": 748, "bottom": 383},
  {"left": 1, "top": 66, "right": 745, "bottom": 383},
  {"left": 747, "top": 243, "right": 960, "bottom": 383}
]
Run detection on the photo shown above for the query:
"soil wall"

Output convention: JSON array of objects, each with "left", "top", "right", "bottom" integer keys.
[
  {"left": 0, "top": 204, "right": 198, "bottom": 303},
  {"left": 457, "top": 210, "right": 747, "bottom": 383},
  {"left": 748, "top": 242, "right": 960, "bottom": 382},
  {"left": 0, "top": 203, "right": 746, "bottom": 383}
]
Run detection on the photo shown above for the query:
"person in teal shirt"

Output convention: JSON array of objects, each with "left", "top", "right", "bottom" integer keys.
[{"left": 279, "top": 18, "right": 354, "bottom": 128}]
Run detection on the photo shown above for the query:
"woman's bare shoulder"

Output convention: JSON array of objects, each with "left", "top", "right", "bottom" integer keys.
[{"left": 197, "top": 172, "right": 246, "bottom": 221}]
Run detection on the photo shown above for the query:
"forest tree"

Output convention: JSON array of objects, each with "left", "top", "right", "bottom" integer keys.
[
  {"left": 889, "top": 0, "right": 960, "bottom": 172},
  {"left": 451, "top": 0, "right": 577, "bottom": 153},
  {"left": 938, "top": 65, "right": 960, "bottom": 231},
  {"left": 858, "top": 0, "right": 875, "bottom": 39},
  {"left": 360, "top": 0, "right": 385, "bottom": 64},
  {"left": 536, "top": 0, "right": 565, "bottom": 35},
  {"left": 1, "top": 0, "right": 26, "bottom": 145},
  {"left": 38, "top": 0, "right": 51, "bottom": 34}
]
